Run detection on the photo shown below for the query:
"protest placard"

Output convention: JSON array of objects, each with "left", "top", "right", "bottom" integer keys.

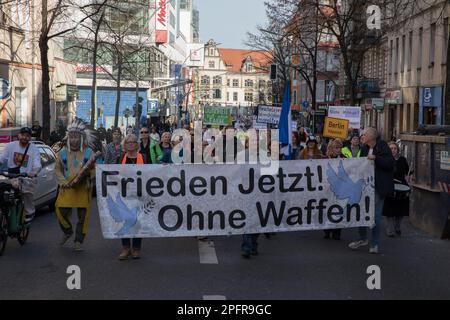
[
  {"left": 328, "top": 106, "right": 361, "bottom": 129},
  {"left": 323, "top": 117, "right": 350, "bottom": 140},
  {"left": 257, "top": 105, "right": 282, "bottom": 125},
  {"left": 203, "top": 106, "right": 232, "bottom": 126}
]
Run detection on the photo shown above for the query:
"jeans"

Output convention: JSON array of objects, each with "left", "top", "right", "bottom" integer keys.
[
  {"left": 241, "top": 234, "right": 259, "bottom": 253},
  {"left": 122, "top": 238, "right": 142, "bottom": 250},
  {"left": 358, "top": 191, "right": 385, "bottom": 247}
]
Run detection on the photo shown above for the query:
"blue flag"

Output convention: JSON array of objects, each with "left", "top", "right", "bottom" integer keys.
[{"left": 279, "top": 81, "right": 292, "bottom": 160}]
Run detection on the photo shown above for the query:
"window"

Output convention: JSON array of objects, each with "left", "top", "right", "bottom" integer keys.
[
  {"left": 201, "top": 76, "right": 210, "bottom": 85},
  {"left": 14, "top": 87, "right": 27, "bottom": 127},
  {"left": 209, "top": 48, "right": 214, "bottom": 56},
  {"left": 169, "top": 32, "right": 175, "bottom": 44},
  {"left": 180, "top": 0, "right": 191, "bottom": 10},
  {"left": 227, "top": 92, "right": 230, "bottom": 101},
  {"left": 401, "top": 35, "right": 405, "bottom": 72},
  {"left": 389, "top": 39, "right": 393, "bottom": 74},
  {"left": 245, "top": 63, "right": 253, "bottom": 73},
  {"left": 43, "top": 148, "right": 56, "bottom": 164},
  {"left": 429, "top": 23, "right": 436, "bottom": 67},
  {"left": 39, "top": 148, "right": 52, "bottom": 168},
  {"left": 245, "top": 79, "right": 254, "bottom": 87},
  {"left": 233, "top": 79, "right": 239, "bottom": 87},
  {"left": 102, "top": 2, "right": 149, "bottom": 34},
  {"left": 227, "top": 79, "right": 230, "bottom": 86},
  {"left": 395, "top": 37, "right": 399, "bottom": 74},
  {"left": 213, "top": 76, "right": 222, "bottom": 85},
  {"left": 233, "top": 92, "right": 238, "bottom": 101},
  {"left": 259, "top": 80, "right": 266, "bottom": 88},
  {"left": 293, "top": 90, "right": 297, "bottom": 105},
  {"left": 418, "top": 27, "right": 423, "bottom": 69},
  {"left": 444, "top": 18, "right": 449, "bottom": 64},
  {"left": 169, "top": 12, "right": 176, "bottom": 28},
  {"left": 208, "top": 61, "right": 215, "bottom": 68},
  {"left": 408, "top": 31, "right": 413, "bottom": 71},
  {"left": 213, "top": 89, "right": 221, "bottom": 99},
  {"left": 430, "top": 23, "right": 436, "bottom": 66},
  {"left": 244, "top": 92, "right": 253, "bottom": 102}
]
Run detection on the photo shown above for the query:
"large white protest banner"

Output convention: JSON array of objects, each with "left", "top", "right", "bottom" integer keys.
[
  {"left": 96, "top": 158, "right": 375, "bottom": 239},
  {"left": 328, "top": 106, "right": 361, "bottom": 129}
]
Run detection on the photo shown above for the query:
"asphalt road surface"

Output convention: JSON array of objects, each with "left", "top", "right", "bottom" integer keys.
[{"left": 1, "top": 201, "right": 450, "bottom": 300}]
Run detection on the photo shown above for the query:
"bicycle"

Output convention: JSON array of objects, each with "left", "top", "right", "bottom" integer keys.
[{"left": 0, "top": 172, "right": 30, "bottom": 256}]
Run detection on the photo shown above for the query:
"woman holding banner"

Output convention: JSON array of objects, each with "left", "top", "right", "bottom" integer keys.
[
  {"left": 323, "top": 138, "right": 344, "bottom": 240},
  {"left": 117, "top": 134, "right": 146, "bottom": 260}
]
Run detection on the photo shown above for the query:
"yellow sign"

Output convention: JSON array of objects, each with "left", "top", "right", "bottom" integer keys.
[{"left": 323, "top": 117, "right": 349, "bottom": 140}]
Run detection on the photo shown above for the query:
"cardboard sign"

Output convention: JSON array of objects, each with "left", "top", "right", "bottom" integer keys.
[
  {"left": 323, "top": 117, "right": 349, "bottom": 140},
  {"left": 203, "top": 107, "right": 232, "bottom": 126},
  {"left": 328, "top": 106, "right": 361, "bottom": 129},
  {"left": 257, "top": 105, "right": 282, "bottom": 125}
]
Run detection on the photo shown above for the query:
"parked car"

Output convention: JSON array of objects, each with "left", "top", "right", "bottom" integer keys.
[{"left": 0, "top": 141, "right": 59, "bottom": 211}]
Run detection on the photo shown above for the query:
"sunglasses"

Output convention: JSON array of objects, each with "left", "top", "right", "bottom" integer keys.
[{"left": 140, "top": 131, "right": 149, "bottom": 134}]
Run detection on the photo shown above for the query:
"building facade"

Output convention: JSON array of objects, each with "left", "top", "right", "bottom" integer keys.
[
  {"left": 384, "top": 0, "right": 449, "bottom": 140},
  {"left": 0, "top": 1, "right": 76, "bottom": 130},
  {"left": 195, "top": 40, "right": 272, "bottom": 116}
]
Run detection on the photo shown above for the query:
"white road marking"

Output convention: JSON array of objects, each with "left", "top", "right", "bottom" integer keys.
[
  {"left": 203, "top": 295, "right": 226, "bottom": 300},
  {"left": 198, "top": 239, "right": 218, "bottom": 264}
]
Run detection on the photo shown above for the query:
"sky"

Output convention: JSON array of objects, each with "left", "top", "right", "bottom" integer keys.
[{"left": 195, "top": 0, "right": 267, "bottom": 49}]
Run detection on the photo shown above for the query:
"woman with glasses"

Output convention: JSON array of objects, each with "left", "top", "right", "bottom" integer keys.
[
  {"left": 139, "top": 127, "right": 153, "bottom": 164},
  {"left": 117, "top": 134, "right": 146, "bottom": 260}
]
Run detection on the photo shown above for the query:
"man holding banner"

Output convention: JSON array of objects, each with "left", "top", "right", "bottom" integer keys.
[{"left": 349, "top": 128, "right": 394, "bottom": 254}]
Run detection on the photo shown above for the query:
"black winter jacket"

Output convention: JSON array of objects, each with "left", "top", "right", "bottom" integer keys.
[{"left": 360, "top": 138, "right": 395, "bottom": 197}]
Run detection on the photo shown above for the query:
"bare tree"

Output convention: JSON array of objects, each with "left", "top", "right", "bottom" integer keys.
[
  {"left": 38, "top": 0, "right": 107, "bottom": 141},
  {"left": 247, "top": 0, "right": 340, "bottom": 109}
]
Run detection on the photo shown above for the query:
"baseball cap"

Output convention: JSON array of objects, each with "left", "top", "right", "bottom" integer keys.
[{"left": 19, "top": 127, "right": 32, "bottom": 135}]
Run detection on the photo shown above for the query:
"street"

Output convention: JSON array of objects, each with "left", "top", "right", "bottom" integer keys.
[{"left": 1, "top": 201, "right": 450, "bottom": 300}]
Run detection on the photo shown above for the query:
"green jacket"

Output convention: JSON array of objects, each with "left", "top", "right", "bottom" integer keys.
[
  {"left": 150, "top": 140, "right": 163, "bottom": 164},
  {"left": 341, "top": 146, "right": 361, "bottom": 158}
]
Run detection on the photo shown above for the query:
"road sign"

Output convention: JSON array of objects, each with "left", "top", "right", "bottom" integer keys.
[
  {"left": 0, "top": 78, "right": 10, "bottom": 100},
  {"left": 323, "top": 117, "right": 349, "bottom": 140},
  {"left": 148, "top": 99, "right": 159, "bottom": 114}
]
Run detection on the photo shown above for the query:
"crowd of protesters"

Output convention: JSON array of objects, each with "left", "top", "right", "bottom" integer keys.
[{"left": 41, "top": 118, "right": 412, "bottom": 260}]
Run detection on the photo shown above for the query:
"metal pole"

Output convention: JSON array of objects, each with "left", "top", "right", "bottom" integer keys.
[{"left": 176, "top": 69, "right": 181, "bottom": 128}]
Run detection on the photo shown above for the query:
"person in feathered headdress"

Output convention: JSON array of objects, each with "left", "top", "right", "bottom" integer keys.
[{"left": 54, "top": 118, "right": 100, "bottom": 251}]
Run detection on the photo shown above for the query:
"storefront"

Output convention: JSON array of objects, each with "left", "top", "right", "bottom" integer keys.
[
  {"left": 402, "top": 87, "right": 419, "bottom": 133},
  {"left": 419, "top": 86, "right": 443, "bottom": 125},
  {"left": 362, "top": 98, "right": 384, "bottom": 129},
  {"left": 54, "top": 84, "right": 78, "bottom": 128},
  {"left": 385, "top": 90, "right": 403, "bottom": 140}
]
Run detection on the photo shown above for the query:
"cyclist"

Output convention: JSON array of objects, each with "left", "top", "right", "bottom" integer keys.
[{"left": 0, "top": 127, "right": 41, "bottom": 224}]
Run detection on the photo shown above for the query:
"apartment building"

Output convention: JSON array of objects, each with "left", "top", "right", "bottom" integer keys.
[
  {"left": 195, "top": 40, "right": 272, "bottom": 115},
  {"left": 0, "top": 0, "right": 76, "bottom": 130},
  {"left": 384, "top": 0, "right": 449, "bottom": 139}
]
